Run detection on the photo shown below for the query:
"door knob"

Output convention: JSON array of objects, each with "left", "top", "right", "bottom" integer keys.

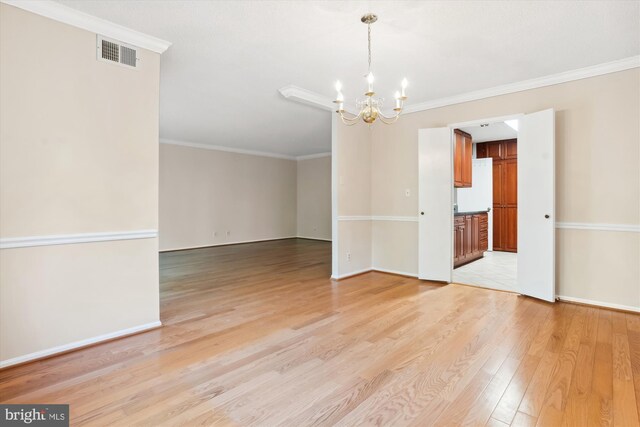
[
  {"left": 420, "top": 212, "right": 425, "bottom": 215},
  {"left": 545, "top": 214, "right": 550, "bottom": 219}
]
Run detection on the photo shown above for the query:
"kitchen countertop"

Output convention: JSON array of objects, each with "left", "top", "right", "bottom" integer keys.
[{"left": 454, "top": 210, "right": 489, "bottom": 216}]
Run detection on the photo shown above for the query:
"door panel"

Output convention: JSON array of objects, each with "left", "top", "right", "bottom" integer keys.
[
  {"left": 504, "top": 159, "right": 518, "bottom": 205},
  {"left": 418, "top": 128, "right": 453, "bottom": 282},
  {"left": 504, "top": 207, "right": 518, "bottom": 252},
  {"left": 493, "top": 207, "right": 504, "bottom": 250},
  {"left": 487, "top": 142, "right": 502, "bottom": 159},
  {"left": 505, "top": 139, "right": 518, "bottom": 159},
  {"left": 462, "top": 136, "right": 473, "bottom": 187},
  {"left": 492, "top": 162, "right": 504, "bottom": 205},
  {"left": 518, "top": 109, "right": 555, "bottom": 302},
  {"left": 454, "top": 133, "right": 463, "bottom": 187}
]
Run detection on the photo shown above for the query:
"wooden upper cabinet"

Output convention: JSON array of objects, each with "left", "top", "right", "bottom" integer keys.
[
  {"left": 486, "top": 141, "right": 502, "bottom": 159},
  {"left": 454, "top": 132, "right": 463, "bottom": 187},
  {"left": 454, "top": 130, "right": 472, "bottom": 188},
  {"left": 505, "top": 139, "right": 517, "bottom": 159},
  {"left": 476, "top": 143, "right": 487, "bottom": 159}
]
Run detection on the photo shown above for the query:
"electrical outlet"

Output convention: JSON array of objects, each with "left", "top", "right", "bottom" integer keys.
[
  {"left": 347, "top": 252, "right": 351, "bottom": 262},
  {"left": 313, "top": 226, "right": 317, "bottom": 231},
  {"left": 405, "top": 189, "right": 411, "bottom": 197},
  {"left": 213, "top": 231, "right": 218, "bottom": 237},
  {"left": 226, "top": 231, "right": 231, "bottom": 237}
]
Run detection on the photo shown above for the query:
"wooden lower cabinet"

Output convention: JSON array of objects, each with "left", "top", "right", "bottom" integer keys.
[{"left": 454, "top": 212, "right": 488, "bottom": 268}]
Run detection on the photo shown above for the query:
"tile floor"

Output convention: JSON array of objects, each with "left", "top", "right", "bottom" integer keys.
[{"left": 452, "top": 251, "right": 518, "bottom": 292}]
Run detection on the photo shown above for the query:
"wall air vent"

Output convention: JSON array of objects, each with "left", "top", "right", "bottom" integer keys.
[{"left": 97, "top": 35, "right": 139, "bottom": 69}]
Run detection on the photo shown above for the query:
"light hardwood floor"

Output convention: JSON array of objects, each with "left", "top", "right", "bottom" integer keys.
[{"left": 1, "top": 239, "right": 639, "bottom": 426}]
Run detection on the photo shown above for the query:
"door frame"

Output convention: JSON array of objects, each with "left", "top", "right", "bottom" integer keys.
[{"left": 447, "top": 113, "right": 524, "bottom": 286}]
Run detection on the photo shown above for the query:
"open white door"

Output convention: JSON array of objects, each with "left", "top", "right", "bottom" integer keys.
[
  {"left": 418, "top": 128, "right": 453, "bottom": 282},
  {"left": 518, "top": 109, "right": 555, "bottom": 302}
]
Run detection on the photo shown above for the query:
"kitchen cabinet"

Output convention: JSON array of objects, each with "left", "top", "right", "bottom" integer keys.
[
  {"left": 476, "top": 138, "right": 518, "bottom": 252},
  {"left": 454, "top": 129, "right": 472, "bottom": 188},
  {"left": 454, "top": 212, "right": 488, "bottom": 268}
]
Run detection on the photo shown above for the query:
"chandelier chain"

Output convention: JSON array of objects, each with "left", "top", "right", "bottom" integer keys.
[{"left": 367, "top": 23, "right": 371, "bottom": 73}]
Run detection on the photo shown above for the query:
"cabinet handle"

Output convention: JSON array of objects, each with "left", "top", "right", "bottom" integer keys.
[
  {"left": 545, "top": 214, "right": 550, "bottom": 219},
  {"left": 420, "top": 212, "right": 425, "bottom": 215}
]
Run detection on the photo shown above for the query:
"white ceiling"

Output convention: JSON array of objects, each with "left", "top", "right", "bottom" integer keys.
[
  {"left": 57, "top": 1, "right": 639, "bottom": 156},
  {"left": 459, "top": 122, "right": 517, "bottom": 143}
]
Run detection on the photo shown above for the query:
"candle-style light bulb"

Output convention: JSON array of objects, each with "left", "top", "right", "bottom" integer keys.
[
  {"left": 335, "top": 80, "right": 342, "bottom": 92},
  {"left": 394, "top": 91, "right": 401, "bottom": 109},
  {"left": 367, "top": 72, "right": 374, "bottom": 92},
  {"left": 401, "top": 78, "right": 408, "bottom": 97}
]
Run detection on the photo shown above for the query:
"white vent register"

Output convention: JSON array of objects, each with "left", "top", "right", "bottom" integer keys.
[{"left": 97, "top": 36, "right": 139, "bottom": 68}]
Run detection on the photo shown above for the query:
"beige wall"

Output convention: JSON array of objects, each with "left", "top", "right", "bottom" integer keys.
[
  {"left": 297, "top": 156, "right": 331, "bottom": 240},
  {"left": 159, "top": 143, "right": 297, "bottom": 251},
  {"left": 335, "top": 120, "right": 372, "bottom": 277},
  {"left": 0, "top": 4, "right": 161, "bottom": 363},
  {"left": 366, "top": 69, "right": 640, "bottom": 309}
]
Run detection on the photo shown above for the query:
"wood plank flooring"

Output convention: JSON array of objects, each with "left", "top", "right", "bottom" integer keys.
[{"left": 1, "top": 238, "right": 638, "bottom": 426}]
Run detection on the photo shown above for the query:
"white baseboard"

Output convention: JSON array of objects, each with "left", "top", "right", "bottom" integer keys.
[
  {"left": 372, "top": 267, "right": 418, "bottom": 278},
  {"left": 557, "top": 295, "right": 639, "bottom": 313},
  {"left": 0, "top": 321, "right": 162, "bottom": 369},
  {"left": 331, "top": 268, "right": 372, "bottom": 280},
  {"left": 296, "top": 236, "right": 332, "bottom": 242},
  {"left": 160, "top": 236, "right": 298, "bottom": 252}
]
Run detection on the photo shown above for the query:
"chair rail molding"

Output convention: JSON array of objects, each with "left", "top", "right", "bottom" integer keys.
[
  {"left": 0, "top": 229, "right": 158, "bottom": 249},
  {"left": 555, "top": 222, "right": 640, "bottom": 233}
]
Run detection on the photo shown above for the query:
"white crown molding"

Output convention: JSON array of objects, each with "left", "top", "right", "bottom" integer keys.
[
  {"left": 403, "top": 56, "right": 640, "bottom": 114},
  {"left": 1, "top": 0, "right": 171, "bottom": 54},
  {"left": 0, "top": 229, "right": 158, "bottom": 249},
  {"left": 0, "top": 321, "right": 162, "bottom": 368},
  {"left": 555, "top": 222, "right": 639, "bottom": 233},
  {"left": 557, "top": 296, "right": 639, "bottom": 313},
  {"left": 296, "top": 152, "right": 332, "bottom": 161},
  {"left": 160, "top": 138, "right": 297, "bottom": 161},
  {"left": 278, "top": 85, "right": 335, "bottom": 111}
]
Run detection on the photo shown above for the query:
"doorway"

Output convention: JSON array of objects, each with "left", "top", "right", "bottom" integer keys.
[
  {"left": 452, "top": 121, "right": 518, "bottom": 292},
  {"left": 418, "top": 109, "right": 556, "bottom": 302}
]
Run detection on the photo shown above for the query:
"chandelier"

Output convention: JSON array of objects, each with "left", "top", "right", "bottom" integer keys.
[{"left": 334, "top": 13, "right": 407, "bottom": 126}]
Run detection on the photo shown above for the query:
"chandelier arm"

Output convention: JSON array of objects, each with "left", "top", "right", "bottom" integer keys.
[{"left": 377, "top": 113, "right": 401, "bottom": 125}]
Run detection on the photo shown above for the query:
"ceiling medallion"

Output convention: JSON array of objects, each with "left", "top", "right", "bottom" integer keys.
[{"left": 334, "top": 13, "right": 407, "bottom": 126}]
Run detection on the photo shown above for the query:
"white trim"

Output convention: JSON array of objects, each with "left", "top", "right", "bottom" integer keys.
[
  {"left": 448, "top": 113, "right": 525, "bottom": 129},
  {"left": 338, "top": 215, "right": 419, "bottom": 222},
  {"left": 372, "top": 267, "right": 418, "bottom": 278},
  {"left": 557, "top": 296, "right": 639, "bottom": 313},
  {"left": 371, "top": 216, "right": 419, "bottom": 222},
  {"left": 296, "top": 236, "right": 332, "bottom": 242},
  {"left": 331, "top": 115, "right": 339, "bottom": 279},
  {"left": 404, "top": 56, "right": 640, "bottom": 114},
  {"left": 159, "top": 236, "right": 298, "bottom": 252},
  {"left": 0, "top": 229, "right": 157, "bottom": 249},
  {"left": 278, "top": 85, "right": 334, "bottom": 111},
  {"left": 331, "top": 268, "right": 371, "bottom": 280},
  {"left": 0, "top": 321, "right": 162, "bottom": 369},
  {"left": 296, "top": 152, "right": 331, "bottom": 161},
  {"left": 160, "top": 138, "right": 297, "bottom": 161},
  {"left": 555, "top": 222, "right": 640, "bottom": 233},
  {"left": 338, "top": 216, "right": 373, "bottom": 221},
  {"left": 1, "top": 0, "right": 171, "bottom": 54}
]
